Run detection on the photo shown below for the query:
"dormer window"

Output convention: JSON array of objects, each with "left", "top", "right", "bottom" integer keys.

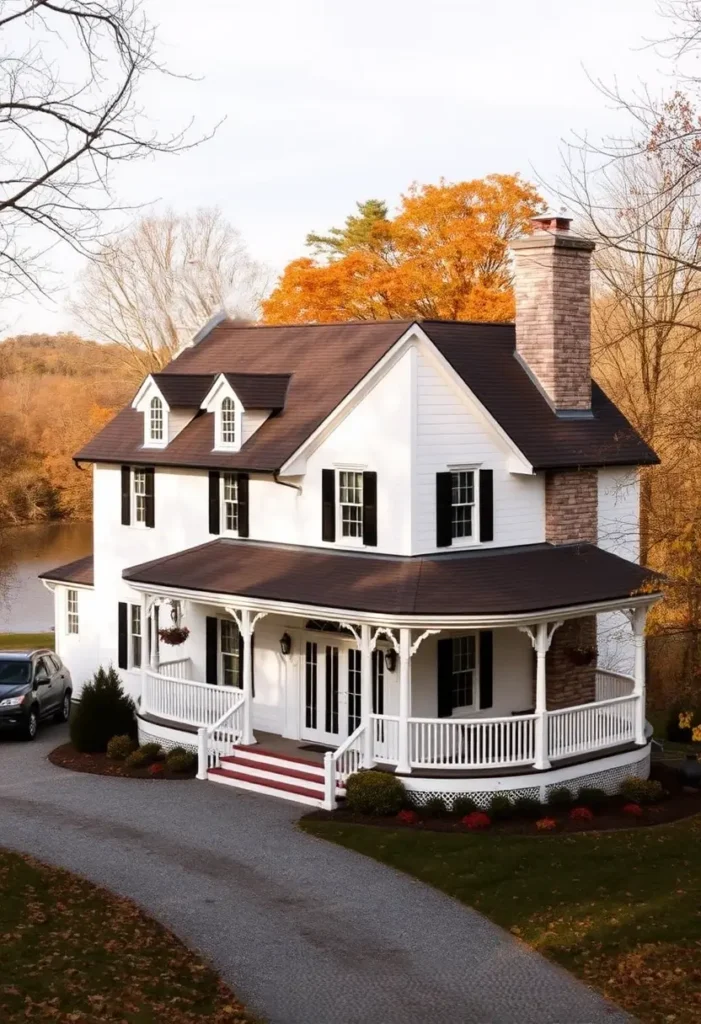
[
  {"left": 149, "top": 397, "right": 164, "bottom": 443},
  {"left": 221, "top": 397, "right": 236, "bottom": 446}
]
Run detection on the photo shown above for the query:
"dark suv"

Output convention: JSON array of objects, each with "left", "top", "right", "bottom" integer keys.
[{"left": 0, "top": 650, "right": 72, "bottom": 740}]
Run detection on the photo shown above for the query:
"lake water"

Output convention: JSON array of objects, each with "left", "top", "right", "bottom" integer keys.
[{"left": 0, "top": 522, "right": 92, "bottom": 633}]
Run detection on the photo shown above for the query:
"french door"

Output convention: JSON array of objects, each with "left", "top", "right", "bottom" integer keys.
[{"left": 301, "top": 638, "right": 385, "bottom": 747}]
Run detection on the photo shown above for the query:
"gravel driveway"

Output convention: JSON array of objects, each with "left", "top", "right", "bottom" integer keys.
[{"left": 0, "top": 724, "right": 632, "bottom": 1024}]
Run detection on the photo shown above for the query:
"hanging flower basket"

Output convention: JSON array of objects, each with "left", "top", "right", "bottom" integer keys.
[
  {"left": 158, "top": 626, "right": 190, "bottom": 647},
  {"left": 565, "top": 645, "right": 597, "bottom": 667}
]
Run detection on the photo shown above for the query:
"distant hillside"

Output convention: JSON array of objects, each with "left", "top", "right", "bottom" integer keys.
[{"left": 0, "top": 333, "right": 131, "bottom": 525}]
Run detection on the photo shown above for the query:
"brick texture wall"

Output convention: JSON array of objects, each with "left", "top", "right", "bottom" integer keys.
[
  {"left": 546, "top": 617, "right": 597, "bottom": 709},
  {"left": 511, "top": 232, "right": 595, "bottom": 412},
  {"left": 545, "top": 469, "right": 598, "bottom": 544}
]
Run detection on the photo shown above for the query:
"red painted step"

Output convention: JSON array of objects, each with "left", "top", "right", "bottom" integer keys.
[
  {"left": 208, "top": 767, "right": 324, "bottom": 800},
  {"left": 222, "top": 755, "right": 324, "bottom": 786},
  {"left": 234, "top": 745, "right": 324, "bottom": 769}
]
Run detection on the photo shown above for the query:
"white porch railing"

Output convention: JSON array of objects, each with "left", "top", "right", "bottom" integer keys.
[
  {"left": 547, "top": 694, "right": 638, "bottom": 760},
  {"left": 323, "top": 723, "right": 366, "bottom": 809},
  {"left": 408, "top": 714, "right": 538, "bottom": 769},
  {"left": 595, "top": 669, "right": 635, "bottom": 702},
  {"left": 370, "top": 713, "right": 400, "bottom": 763},
  {"left": 143, "top": 671, "right": 241, "bottom": 728},
  {"left": 158, "top": 656, "right": 193, "bottom": 680},
  {"left": 197, "top": 694, "right": 246, "bottom": 777}
]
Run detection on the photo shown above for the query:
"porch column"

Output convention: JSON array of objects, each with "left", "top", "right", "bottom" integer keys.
[
  {"left": 397, "top": 626, "right": 412, "bottom": 775},
  {"left": 149, "top": 599, "right": 160, "bottom": 671},
  {"left": 631, "top": 606, "right": 647, "bottom": 745},
  {"left": 240, "top": 607, "right": 254, "bottom": 746},
  {"left": 534, "top": 622, "right": 550, "bottom": 771},
  {"left": 360, "top": 623, "right": 374, "bottom": 767},
  {"left": 140, "top": 592, "right": 149, "bottom": 715}
]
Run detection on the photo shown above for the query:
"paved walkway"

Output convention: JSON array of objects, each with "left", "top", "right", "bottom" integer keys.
[{"left": 0, "top": 725, "right": 632, "bottom": 1024}]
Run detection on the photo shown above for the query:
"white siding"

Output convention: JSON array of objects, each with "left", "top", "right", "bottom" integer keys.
[
  {"left": 597, "top": 466, "right": 641, "bottom": 676},
  {"left": 53, "top": 584, "right": 98, "bottom": 698},
  {"left": 414, "top": 347, "right": 544, "bottom": 551}
]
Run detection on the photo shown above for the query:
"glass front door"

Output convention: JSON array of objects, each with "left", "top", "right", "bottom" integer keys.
[{"left": 302, "top": 637, "right": 361, "bottom": 746}]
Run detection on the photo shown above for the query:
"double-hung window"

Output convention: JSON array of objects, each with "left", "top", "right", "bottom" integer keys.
[
  {"left": 66, "top": 590, "right": 79, "bottom": 634},
  {"left": 221, "top": 397, "right": 236, "bottom": 446},
  {"left": 339, "top": 471, "right": 363, "bottom": 539},
  {"left": 220, "top": 619, "right": 241, "bottom": 687},
  {"left": 133, "top": 470, "right": 147, "bottom": 525},
  {"left": 451, "top": 470, "right": 475, "bottom": 540},
  {"left": 149, "top": 396, "right": 163, "bottom": 443},
  {"left": 452, "top": 635, "right": 477, "bottom": 711},
  {"left": 222, "top": 473, "right": 239, "bottom": 534},
  {"left": 130, "top": 605, "right": 142, "bottom": 668}
]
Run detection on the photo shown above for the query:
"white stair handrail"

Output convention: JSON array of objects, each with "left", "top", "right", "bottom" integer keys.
[
  {"left": 323, "top": 723, "right": 366, "bottom": 810},
  {"left": 197, "top": 692, "right": 246, "bottom": 779}
]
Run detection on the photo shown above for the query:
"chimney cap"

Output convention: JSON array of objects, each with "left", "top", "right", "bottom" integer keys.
[{"left": 531, "top": 210, "right": 572, "bottom": 233}]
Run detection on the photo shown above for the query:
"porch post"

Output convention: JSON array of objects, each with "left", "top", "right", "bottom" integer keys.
[
  {"left": 631, "top": 606, "right": 647, "bottom": 745},
  {"left": 149, "top": 599, "right": 160, "bottom": 671},
  {"left": 240, "top": 607, "right": 254, "bottom": 746},
  {"left": 397, "top": 627, "right": 412, "bottom": 775},
  {"left": 140, "top": 592, "right": 149, "bottom": 715},
  {"left": 534, "top": 622, "right": 551, "bottom": 771},
  {"left": 360, "top": 623, "right": 374, "bottom": 767}
]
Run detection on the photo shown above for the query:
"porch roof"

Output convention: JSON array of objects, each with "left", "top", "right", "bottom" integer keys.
[
  {"left": 39, "top": 554, "right": 94, "bottom": 588},
  {"left": 122, "top": 539, "right": 660, "bottom": 619}
]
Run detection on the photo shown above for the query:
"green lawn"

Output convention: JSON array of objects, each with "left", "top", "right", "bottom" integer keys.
[
  {"left": 0, "top": 850, "right": 257, "bottom": 1024},
  {"left": 302, "top": 814, "right": 701, "bottom": 1024},
  {"left": 0, "top": 631, "right": 54, "bottom": 651}
]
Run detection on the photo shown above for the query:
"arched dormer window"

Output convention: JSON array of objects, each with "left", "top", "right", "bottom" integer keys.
[
  {"left": 221, "top": 396, "right": 236, "bottom": 446},
  {"left": 149, "top": 396, "right": 164, "bottom": 442}
]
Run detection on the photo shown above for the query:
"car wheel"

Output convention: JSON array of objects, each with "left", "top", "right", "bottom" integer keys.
[
  {"left": 23, "top": 707, "right": 38, "bottom": 741},
  {"left": 54, "top": 692, "right": 71, "bottom": 724}
]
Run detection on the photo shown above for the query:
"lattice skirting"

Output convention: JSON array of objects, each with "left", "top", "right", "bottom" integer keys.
[
  {"left": 403, "top": 744, "right": 651, "bottom": 808},
  {"left": 137, "top": 719, "right": 197, "bottom": 754}
]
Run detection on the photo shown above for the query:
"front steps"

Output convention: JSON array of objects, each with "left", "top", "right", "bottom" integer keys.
[{"left": 207, "top": 744, "right": 343, "bottom": 807}]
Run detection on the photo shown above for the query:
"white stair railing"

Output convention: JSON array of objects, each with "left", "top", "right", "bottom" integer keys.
[
  {"left": 323, "top": 723, "right": 366, "bottom": 810},
  {"left": 197, "top": 692, "right": 246, "bottom": 779},
  {"left": 547, "top": 694, "right": 638, "bottom": 760}
]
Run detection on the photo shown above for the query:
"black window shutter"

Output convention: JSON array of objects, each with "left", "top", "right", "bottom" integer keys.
[
  {"left": 117, "top": 602, "right": 128, "bottom": 670},
  {"left": 237, "top": 473, "right": 250, "bottom": 538},
  {"left": 208, "top": 471, "right": 220, "bottom": 535},
  {"left": 206, "top": 617, "right": 218, "bottom": 685},
  {"left": 436, "top": 637, "right": 453, "bottom": 718},
  {"left": 121, "top": 466, "right": 131, "bottom": 526},
  {"left": 322, "top": 469, "right": 336, "bottom": 542},
  {"left": 479, "top": 469, "right": 494, "bottom": 543},
  {"left": 362, "top": 471, "right": 377, "bottom": 547},
  {"left": 479, "top": 631, "right": 493, "bottom": 709},
  {"left": 144, "top": 468, "right": 155, "bottom": 528},
  {"left": 436, "top": 472, "right": 452, "bottom": 548},
  {"left": 237, "top": 629, "right": 255, "bottom": 696}
]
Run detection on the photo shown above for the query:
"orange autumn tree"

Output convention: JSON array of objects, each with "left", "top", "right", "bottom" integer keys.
[{"left": 262, "top": 175, "right": 544, "bottom": 324}]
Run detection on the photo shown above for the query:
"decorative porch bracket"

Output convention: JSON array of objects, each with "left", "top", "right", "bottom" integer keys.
[
  {"left": 370, "top": 626, "right": 399, "bottom": 653},
  {"left": 518, "top": 620, "right": 563, "bottom": 770},
  {"left": 225, "top": 606, "right": 269, "bottom": 746},
  {"left": 623, "top": 606, "right": 648, "bottom": 745}
]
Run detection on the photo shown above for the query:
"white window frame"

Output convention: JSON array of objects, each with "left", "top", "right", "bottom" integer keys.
[
  {"left": 66, "top": 589, "right": 79, "bottom": 635},
  {"left": 221, "top": 472, "right": 239, "bottom": 536},
  {"left": 130, "top": 604, "right": 142, "bottom": 668},
  {"left": 220, "top": 618, "right": 241, "bottom": 688},
  {"left": 148, "top": 396, "right": 165, "bottom": 445},
  {"left": 337, "top": 469, "right": 364, "bottom": 546},
  {"left": 215, "top": 394, "right": 242, "bottom": 452},
  {"left": 449, "top": 466, "right": 479, "bottom": 546},
  {"left": 450, "top": 634, "right": 479, "bottom": 715},
  {"left": 132, "top": 469, "right": 148, "bottom": 527}
]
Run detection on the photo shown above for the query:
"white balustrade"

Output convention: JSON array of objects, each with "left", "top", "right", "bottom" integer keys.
[
  {"left": 595, "top": 669, "right": 635, "bottom": 702},
  {"left": 197, "top": 694, "right": 246, "bottom": 777},
  {"left": 408, "top": 714, "right": 537, "bottom": 769},
  {"left": 547, "top": 694, "right": 638, "bottom": 760},
  {"left": 157, "top": 656, "right": 193, "bottom": 681},
  {"left": 144, "top": 671, "right": 241, "bottom": 727},
  {"left": 323, "top": 723, "right": 366, "bottom": 809},
  {"left": 370, "top": 713, "right": 400, "bottom": 763}
]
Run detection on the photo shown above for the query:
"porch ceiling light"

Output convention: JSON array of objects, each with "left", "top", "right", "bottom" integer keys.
[
  {"left": 384, "top": 649, "right": 397, "bottom": 673},
  {"left": 279, "top": 632, "right": 292, "bottom": 656}
]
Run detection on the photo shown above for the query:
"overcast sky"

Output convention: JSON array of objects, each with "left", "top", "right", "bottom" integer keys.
[{"left": 4, "top": 0, "right": 670, "bottom": 337}]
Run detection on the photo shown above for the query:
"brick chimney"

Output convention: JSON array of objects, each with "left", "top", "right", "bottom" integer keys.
[{"left": 511, "top": 214, "right": 595, "bottom": 415}]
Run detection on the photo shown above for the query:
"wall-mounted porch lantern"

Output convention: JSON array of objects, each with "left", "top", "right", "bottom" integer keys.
[
  {"left": 279, "top": 632, "right": 292, "bottom": 656},
  {"left": 384, "top": 649, "right": 397, "bottom": 673}
]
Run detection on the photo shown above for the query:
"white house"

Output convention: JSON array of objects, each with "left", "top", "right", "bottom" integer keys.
[{"left": 41, "top": 214, "right": 662, "bottom": 808}]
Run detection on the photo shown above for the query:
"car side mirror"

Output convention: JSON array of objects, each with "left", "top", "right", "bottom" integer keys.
[{"left": 34, "top": 671, "right": 49, "bottom": 686}]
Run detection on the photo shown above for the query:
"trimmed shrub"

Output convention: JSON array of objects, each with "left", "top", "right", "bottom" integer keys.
[
  {"left": 166, "top": 751, "right": 196, "bottom": 774},
  {"left": 622, "top": 802, "right": 643, "bottom": 817},
  {"left": 547, "top": 786, "right": 573, "bottom": 809},
  {"left": 619, "top": 777, "right": 664, "bottom": 804},
  {"left": 462, "top": 811, "right": 491, "bottom": 830},
  {"left": 106, "top": 734, "right": 136, "bottom": 761},
  {"left": 422, "top": 796, "right": 448, "bottom": 818},
  {"left": 124, "top": 743, "right": 164, "bottom": 771},
  {"left": 451, "top": 796, "right": 477, "bottom": 817},
  {"left": 576, "top": 787, "right": 609, "bottom": 811},
  {"left": 166, "top": 746, "right": 188, "bottom": 761},
  {"left": 570, "top": 806, "right": 594, "bottom": 822},
  {"left": 397, "top": 809, "right": 419, "bottom": 825},
  {"left": 488, "top": 795, "right": 514, "bottom": 821},
  {"left": 345, "top": 771, "right": 406, "bottom": 816},
  {"left": 536, "top": 817, "right": 557, "bottom": 831},
  {"left": 69, "top": 666, "right": 136, "bottom": 753},
  {"left": 513, "top": 796, "right": 544, "bottom": 820}
]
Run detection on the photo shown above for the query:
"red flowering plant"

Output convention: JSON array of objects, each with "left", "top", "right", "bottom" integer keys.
[
  {"left": 148, "top": 762, "right": 165, "bottom": 777},
  {"left": 158, "top": 626, "right": 190, "bottom": 646},
  {"left": 396, "top": 809, "right": 419, "bottom": 826},
  {"left": 462, "top": 811, "right": 491, "bottom": 830},
  {"left": 569, "top": 806, "right": 594, "bottom": 822},
  {"left": 622, "top": 802, "right": 643, "bottom": 817},
  {"left": 536, "top": 817, "right": 557, "bottom": 831}
]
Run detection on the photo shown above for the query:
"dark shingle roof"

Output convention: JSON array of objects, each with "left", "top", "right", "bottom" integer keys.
[
  {"left": 122, "top": 539, "right": 660, "bottom": 617},
  {"left": 223, "top": 373, "right": 290, "bottom": 409},
  {"left": 151, "top": 374, "right": 214, "bottom": 407},
  {"left": 75, "top": 319, "right": 658, "bottom": 472},
  {"left": 39, "top": 554, "right": 94, "bottom": 588}
]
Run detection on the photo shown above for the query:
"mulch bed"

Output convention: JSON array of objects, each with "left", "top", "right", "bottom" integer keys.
[
  {"left": 305, "top": 788, "right": 701, "bottom": 835},
  {"left": 49, "top": 742, "right": 196, "bottom": 780}
]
